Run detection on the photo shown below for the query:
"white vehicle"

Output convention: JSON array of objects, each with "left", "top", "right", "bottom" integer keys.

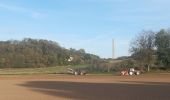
[
  {"left": 128, "top": 68, "right": 140, "bottom": 75},
  {"left": 67, "top": 68, "right": 87, "bottom": 75}
]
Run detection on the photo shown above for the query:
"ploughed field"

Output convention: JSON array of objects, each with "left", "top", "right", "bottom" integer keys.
[{"left": 0, "top": 74, "right": 170, "bottom": 100}]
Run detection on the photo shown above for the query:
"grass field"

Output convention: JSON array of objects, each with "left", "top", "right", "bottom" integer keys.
[{"left": 0, "top": 65, "right": 88, "bottom": 75}]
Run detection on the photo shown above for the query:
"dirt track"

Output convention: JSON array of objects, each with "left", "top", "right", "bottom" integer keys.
[{"left": 0, "top": 74, "right": 170, "bottom": 100}]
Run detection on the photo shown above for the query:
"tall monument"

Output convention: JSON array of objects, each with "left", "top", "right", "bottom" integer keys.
[{"left": 112, "top": 39, "right": 115, "bottom": 59}]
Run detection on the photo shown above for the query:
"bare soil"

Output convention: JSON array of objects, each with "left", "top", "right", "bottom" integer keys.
[{"left": 0, "top": 74, "right": 170, "bottom": 100}]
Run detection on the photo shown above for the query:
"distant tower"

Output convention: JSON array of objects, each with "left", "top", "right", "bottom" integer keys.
[{"left": 112, "top": 39, "right": 115, "bottom": 59}]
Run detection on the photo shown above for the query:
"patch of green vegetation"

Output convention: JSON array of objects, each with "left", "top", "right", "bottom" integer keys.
[
  {"left": 147, "top": 68, "right": 170, "bottom": 74},
  {"left": 0, "top": 65, "right": 90, "bottom": 75}
]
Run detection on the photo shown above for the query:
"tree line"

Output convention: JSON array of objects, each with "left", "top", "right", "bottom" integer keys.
[
  {"left": 0, "top": 38, "right": 99, "bottom": 68},
  {"left": 130, "top": 29, "right": 170, "bottom": 71},
  {"left": 88, "top": 28, "right": 170, "bottom": 73}
]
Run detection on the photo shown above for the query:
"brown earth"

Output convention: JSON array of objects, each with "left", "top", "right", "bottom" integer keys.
[{"left": 0, "top": 74, "right": 170, "bottom": 100}]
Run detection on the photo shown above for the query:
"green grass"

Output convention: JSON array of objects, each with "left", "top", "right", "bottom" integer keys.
[
  {"left": 87, "top": 71, "right": 119, "bottom": 76},
  {"left": 0, "top": 65, "right": 89, "bottom": 75}
]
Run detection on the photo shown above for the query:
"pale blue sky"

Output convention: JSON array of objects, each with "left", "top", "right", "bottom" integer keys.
[{"left": 0, "top": 0, "right": 170, "bottom": 58}]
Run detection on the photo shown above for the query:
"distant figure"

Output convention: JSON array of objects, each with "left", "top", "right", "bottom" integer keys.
[{"left": 120, "top": 70, "right": 128, "bottom": 76}]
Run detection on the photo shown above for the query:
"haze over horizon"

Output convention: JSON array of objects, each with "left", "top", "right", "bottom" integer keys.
[{"left": 0, "top": 0, "right": 170, "bottom": 58}]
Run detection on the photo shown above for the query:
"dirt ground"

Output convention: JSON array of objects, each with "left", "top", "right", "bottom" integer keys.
[{"left": 0, "top": 74, "right": 170, "bottom": 100}]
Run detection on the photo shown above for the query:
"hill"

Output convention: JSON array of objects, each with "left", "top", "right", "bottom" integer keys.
[{"left": 0, "top": 38, "right": 99, "bottom": 68}]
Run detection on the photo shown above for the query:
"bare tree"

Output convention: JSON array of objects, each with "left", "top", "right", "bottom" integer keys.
[{"left": 129, "top": 30, "right": 155, "bottom": 71}]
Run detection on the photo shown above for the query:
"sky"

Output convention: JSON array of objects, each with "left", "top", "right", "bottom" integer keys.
[{"left": 0, "top": 0, "right": 170, "bottom": 58}]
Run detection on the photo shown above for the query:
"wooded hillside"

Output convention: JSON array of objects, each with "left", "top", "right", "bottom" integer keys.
[{"left": 0, "top": 38, "right": 99, "bottom": 68}]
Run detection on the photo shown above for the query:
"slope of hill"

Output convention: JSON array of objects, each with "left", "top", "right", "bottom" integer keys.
[{"left": 0, "top": 38, "right": 99, "bottom": 68}]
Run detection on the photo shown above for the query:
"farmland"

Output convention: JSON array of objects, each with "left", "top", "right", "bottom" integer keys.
[{"left": 0, "top": 74, "right": 170, "bottom": 100}]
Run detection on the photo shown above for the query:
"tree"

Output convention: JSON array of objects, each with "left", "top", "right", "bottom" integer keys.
[
  {"left": 155, "top": 29, "right": 170, "bottom": 68},
  {"left": 0, "top": 38, "right": 99, "bottom": 68},
  {"left": 130, "top": 30, "right": 155, "bottom": 71}
]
